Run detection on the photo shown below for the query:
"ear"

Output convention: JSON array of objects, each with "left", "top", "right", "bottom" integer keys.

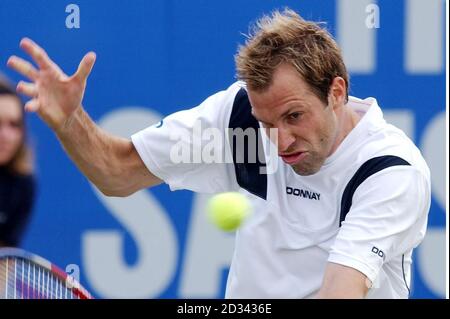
[{"left": 329, "top": 77, "right": 347, "bottom": 110}]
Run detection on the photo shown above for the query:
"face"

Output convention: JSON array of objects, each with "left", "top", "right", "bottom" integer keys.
[
  {"left": 0, "top": 95, "right": 24, "bottom": 165},
  {"left": 248, "top": 63, "right": 345, "bottom": 176}
]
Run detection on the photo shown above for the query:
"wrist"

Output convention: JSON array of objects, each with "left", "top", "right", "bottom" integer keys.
[{"left": 54, "top": 106, "right": 84, "bottom": 136}]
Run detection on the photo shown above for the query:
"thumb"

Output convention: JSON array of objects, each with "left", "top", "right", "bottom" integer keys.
[{"left": 74, "top": 51, "right": 96, "bottom": 82}]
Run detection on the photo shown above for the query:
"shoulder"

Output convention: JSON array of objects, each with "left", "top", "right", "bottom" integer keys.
[
  {"left": 358, "top": 127, "right": 430, "bottom": 182},
  {"left": 345, "top": 140, "right": 431, "bottom": 205},
  {"left": 201, "top": 81, "right": 246, "bottom": 109},
  {"left": 347, "top": 98, "right": 430, "bottom": 181}
]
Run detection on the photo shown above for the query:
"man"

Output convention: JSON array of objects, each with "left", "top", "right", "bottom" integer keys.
[{"left": 7, "top": 9, "right": 430, "bottom": 298}]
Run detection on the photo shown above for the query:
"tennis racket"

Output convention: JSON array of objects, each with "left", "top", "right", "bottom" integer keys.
[{"left": 0, "top": 247, "right": 92, "bottom": 299}]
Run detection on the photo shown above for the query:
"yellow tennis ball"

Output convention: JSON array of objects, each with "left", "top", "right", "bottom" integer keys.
[{"left": 207, "top": 192, "right": 251, "bottom": 232}]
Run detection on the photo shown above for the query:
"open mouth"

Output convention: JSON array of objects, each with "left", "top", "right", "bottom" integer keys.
[{"left": 279, "top": 151, "right": 307, "bottom": 165}]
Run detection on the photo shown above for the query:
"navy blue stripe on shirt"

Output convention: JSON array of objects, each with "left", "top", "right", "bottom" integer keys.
[
  {"left": 228, "top": 88, "right": 267, "bottom": 200},
  {"left": 339, "top": 155, "right": 411, "bottom": 226}
]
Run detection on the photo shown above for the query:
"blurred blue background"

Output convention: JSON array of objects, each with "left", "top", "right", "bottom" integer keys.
[{"left": 0, "top": 0, "right": 446, "bottom": 298}]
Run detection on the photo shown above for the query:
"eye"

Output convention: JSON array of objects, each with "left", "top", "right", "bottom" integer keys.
[
  {"left": 288, "top": 112, "right": 302, "bottom": 120},
  {"left": 9, "top": 120, "right": 22, "bottom": 129}
]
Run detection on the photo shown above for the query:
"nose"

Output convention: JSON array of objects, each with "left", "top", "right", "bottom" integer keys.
[{"left": 277, "top": 126, "right": 295, "bottom": 153}]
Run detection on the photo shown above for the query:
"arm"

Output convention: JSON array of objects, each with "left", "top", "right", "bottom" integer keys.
[
  {"left": 7, "top": 38, "right": 161, "bottom": 196},
  {"left": 55, "top": 107, "right": 162, "bottom": 196},
  {"left": 322, "top": 168, "right": 430, "bottom": 299},
  {"left": 315, "top": 262, "right": 369, "bottom": 299}
]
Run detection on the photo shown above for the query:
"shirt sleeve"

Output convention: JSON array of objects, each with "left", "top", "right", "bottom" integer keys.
[
  {"left": 131, "top": 82, "right": 242, "bottom": 193},
  {"left": 327, "top": 166, "right": 430, "bottom": 284}
]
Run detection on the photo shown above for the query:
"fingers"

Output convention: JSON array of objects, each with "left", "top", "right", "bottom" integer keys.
[
  {"left": 16, "top": 81, "right": 38, "bottom": 98},
  {"left": 24, "top": 99, "right": 40, "bottom": 113},
  {"left": 20, "top": 37, "right": 53, "bottom": 70},
  {"left": 74, "top": 52, "right": 96, "bottom": 82},
  {"left": 7, "top": 55, "right": 39, "bottom": 81}
]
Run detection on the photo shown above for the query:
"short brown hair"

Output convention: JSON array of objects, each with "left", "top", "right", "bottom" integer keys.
[
  {"left": 235, "top": 8, "right": 349, "bottom": 104},
  {"left": 0, "top": 76, "right": 34, "bottom": 175}
]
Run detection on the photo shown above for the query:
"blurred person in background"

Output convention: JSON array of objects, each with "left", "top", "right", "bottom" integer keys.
[{"left": 0, "top": 75, "right": 35, "bottom": 247}]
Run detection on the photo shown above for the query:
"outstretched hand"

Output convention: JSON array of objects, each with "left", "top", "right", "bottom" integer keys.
[{"left": 7, "top": 38, "right": 96, "bottom": 131}]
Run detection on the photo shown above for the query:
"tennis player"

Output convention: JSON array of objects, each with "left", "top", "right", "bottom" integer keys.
[{"left": 6, "top": 9, "right": 430, "bottom": 298}]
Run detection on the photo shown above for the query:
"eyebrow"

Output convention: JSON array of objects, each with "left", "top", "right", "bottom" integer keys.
[{"left": 251, "top": 106, "right": 302, "bottom": 125}]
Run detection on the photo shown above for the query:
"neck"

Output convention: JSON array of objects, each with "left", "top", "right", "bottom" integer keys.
[
  {"left": 341, "top": 105, "right": 361, "bottom": 138},
  {"left": 328, "top": 105, "right": 361, "bottom": 156}
]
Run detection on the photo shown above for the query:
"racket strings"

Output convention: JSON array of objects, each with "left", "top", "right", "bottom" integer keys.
[{"left": 0, "top": 257, "right": 80, "bottom": 299}]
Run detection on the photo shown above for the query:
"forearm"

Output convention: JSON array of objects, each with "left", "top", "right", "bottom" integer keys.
[
  {"left": 315, "top": 263, "right": 369, "bottom": 299},
  {"left": 54, "top": 107, "right": 150, "bottom": 196},
  {"left": 316, "top": 282, "right": 367, "bottom": 299}
]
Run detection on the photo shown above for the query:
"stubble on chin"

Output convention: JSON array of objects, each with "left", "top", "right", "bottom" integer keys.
[{"left": 291, "top": 155, "right": 323, "bottom": 176}]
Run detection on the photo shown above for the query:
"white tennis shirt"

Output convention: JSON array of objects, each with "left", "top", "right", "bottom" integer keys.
[{"left": 131, "top": 82, "right": 430, "bottom": 299}]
